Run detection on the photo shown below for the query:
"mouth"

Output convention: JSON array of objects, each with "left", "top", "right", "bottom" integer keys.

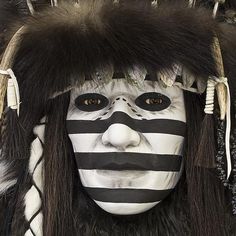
[{"left": 75, "top": 152, "right": 182, "bottom": 172}]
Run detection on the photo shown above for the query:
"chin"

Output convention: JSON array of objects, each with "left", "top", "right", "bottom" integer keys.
[
  {"left": 79, "top": 169, "right": 150, "bottom": 189},
  {"left": 94, "top": 201, "right": 160, "bottom": 215}
]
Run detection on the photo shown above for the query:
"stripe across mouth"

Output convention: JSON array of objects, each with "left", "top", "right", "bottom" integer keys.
[
  {"left": 77, "top": 153, "right": 182, "bottom": 204},
  {"left": 75, "top": 152, "right": 182, "bottom": 171}
]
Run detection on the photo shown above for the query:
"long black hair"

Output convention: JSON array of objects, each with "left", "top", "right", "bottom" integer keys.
[{"left": 1, "top": 1, "right": 236, "bottom": 235}]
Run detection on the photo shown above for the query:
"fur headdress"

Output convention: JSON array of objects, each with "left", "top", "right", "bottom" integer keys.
[{"left": 1, "top": 1, "right": 236, "bottom": 236}]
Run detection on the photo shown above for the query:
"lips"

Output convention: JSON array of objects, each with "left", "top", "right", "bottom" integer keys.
[
  {"left": 74, "top": 152, "right": 182, "bottom": 172},
  {"left": 77, "top": 152, "right": 183, "bottom": 206},
  {"left": 96, "top": 162, "right": 150, "bottom": 171}
]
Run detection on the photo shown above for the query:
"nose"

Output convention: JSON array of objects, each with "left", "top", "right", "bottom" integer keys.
[{"left": 102, "top": 123, "right": 140, "bottom": 150}]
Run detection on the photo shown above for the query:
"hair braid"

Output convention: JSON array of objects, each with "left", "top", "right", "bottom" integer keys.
[{"left": 24, "top": 121, "right": 45, "bottom": 236}]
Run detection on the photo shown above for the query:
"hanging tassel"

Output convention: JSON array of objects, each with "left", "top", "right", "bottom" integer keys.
[
  {"left": 191, "top": 0, "right": 229, "bottom": 171},
  {"left": 0, "top": 26, "right": 25, "bottom": 119},
  {"left": 0, "top": 68, "right": 20, "bottom": 116},
  {"left": 195, "top": 74, "right": 232, "bottom": 172},
  {"left": 0, "top": 69, "right": 25, "bottom": 160},
  {"left": 211, "top": 35, "right": 232, "bottom": 179},
  {"left": 195, "top": 78, "right": 217, "bottom": 168},
  {"left": 1, "top": 69, "right": 27, "bottom": 235},
  {"left": 2, "top": 109, "right": 26, "bottom": 160}
]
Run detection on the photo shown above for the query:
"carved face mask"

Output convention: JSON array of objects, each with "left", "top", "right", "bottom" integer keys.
[{"left": 66, "top": 78, "right": 186, "bottom": 215}]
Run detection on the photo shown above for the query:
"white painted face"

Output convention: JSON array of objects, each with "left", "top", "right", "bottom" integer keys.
[{"left": 66, "top": 78, "right": 186, "bottom": 215}]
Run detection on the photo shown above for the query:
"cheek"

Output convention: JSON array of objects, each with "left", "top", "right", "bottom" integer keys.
[
  {"left": 144, "top": 134, "right": 185, "bottom": 155},
  {"left": 145, "top": 167, "right": 183, "bottom": 191},
  {"left": 68, "top": 133, "right": 101, "bottom": 152}
]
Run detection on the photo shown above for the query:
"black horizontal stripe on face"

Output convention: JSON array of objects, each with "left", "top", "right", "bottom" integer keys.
[
  {"left": 75, "top": 152, "right": 182, "bottom": 171},
  {"left": 84, "top": 187, "right": 173, "bottom": 203},
  {"left": 67, "top": 111, "right": 186, "bottom": 136}
]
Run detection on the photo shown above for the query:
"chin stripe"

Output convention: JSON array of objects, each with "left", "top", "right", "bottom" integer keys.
[
  {"left": 79, "top": 170, "right": 181, "bottom": 190},
  {"left": 84, "top": 187, "right": 173, "bottom": 203},
  {"left": 67, "top": 111, "right": 186, "bottom": 136},
  {"left": 75, "top": 152, "right": 182, "bottom": 171}
]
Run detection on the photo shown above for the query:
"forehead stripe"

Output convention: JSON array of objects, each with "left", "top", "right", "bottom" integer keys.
[
  {"left": 67, "top": 112, "right": 186, "bottom": 136},
  {"left": 84, "top": 187, "right": 173, "bottom": 203},
  {"left": 75, "top": 152, "right": 182, "bottom": 172}
]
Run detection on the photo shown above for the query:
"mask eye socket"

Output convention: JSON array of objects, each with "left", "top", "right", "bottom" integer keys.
[
  {"left": 75, "top": 93, "right": 109, "bottom": 112},
  {"left": 135, "top": 92, "right": 171, "bottom": 111}
]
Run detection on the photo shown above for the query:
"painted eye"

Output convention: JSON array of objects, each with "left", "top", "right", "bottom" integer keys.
[
  {"left": 135, "top": 92, "right": 171, "bottom": 111},
  {"left": 75, "top": 93, "right": 109, "bottom": 112},
  {"left": 84, "top": 98, "right": 101, "bottom": 105},
  {"left": 145, "top": 98, "right": 163, "bottom": 105}
]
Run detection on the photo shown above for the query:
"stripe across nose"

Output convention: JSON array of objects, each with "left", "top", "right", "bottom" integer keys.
[{"left": 67, "top": 111, "right": 186, "bottom": 136}]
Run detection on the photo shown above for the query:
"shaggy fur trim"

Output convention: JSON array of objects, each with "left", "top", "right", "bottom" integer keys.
[{"left": 13, "top": 3, "right": 218, "bottom": 102}]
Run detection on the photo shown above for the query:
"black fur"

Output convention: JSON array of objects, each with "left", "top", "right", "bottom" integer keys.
[
  {"left": 13, "top": 3, "right": 218, "bottom": 102},
  {"left": 1, "top": 2, "right": 236, "bottom": 236}
]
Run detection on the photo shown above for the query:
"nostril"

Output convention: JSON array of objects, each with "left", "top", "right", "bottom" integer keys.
[
  {"left": 102, "top": 131, "right": 109, "bottom": 145},
  {"left": 129, "top": 131, "right": 141, "bottom": 146}
]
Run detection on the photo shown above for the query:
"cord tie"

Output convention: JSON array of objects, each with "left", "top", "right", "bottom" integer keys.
[{"left": 0, "top": 69, "right": 20, "bottom": 116}]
